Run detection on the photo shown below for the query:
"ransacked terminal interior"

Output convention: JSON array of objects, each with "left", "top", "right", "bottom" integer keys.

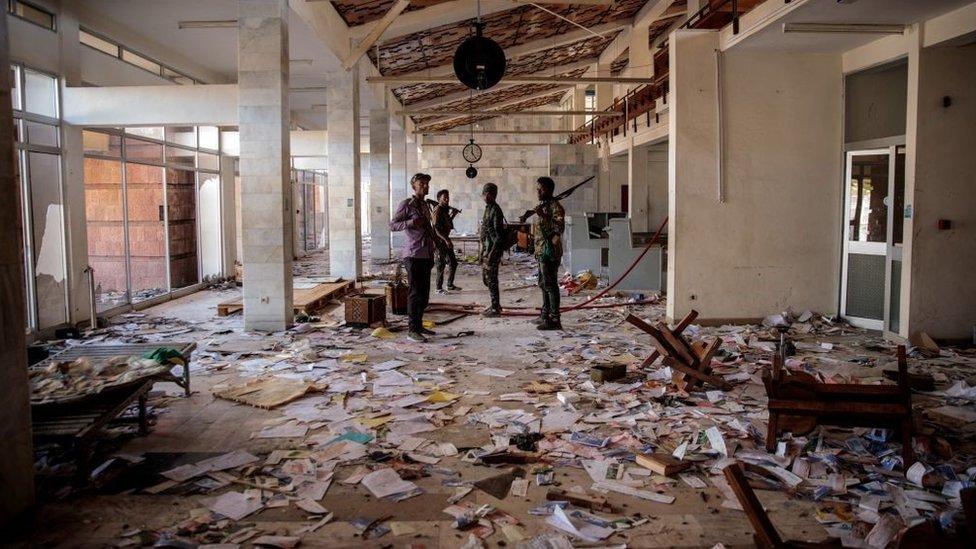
[{"left": 2, "top": 0, "right": 976, "bottom": 547}]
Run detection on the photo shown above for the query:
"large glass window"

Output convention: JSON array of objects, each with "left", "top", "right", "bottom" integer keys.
[
  {"left": 125, "top": 163, "right": 168, "bottom": 303},
  {"left": 84, "top": 158, "right": 128, "bottom": 312},
  {"left": 26, "top": 152, "right": 68, "bottom": 328},
  {"left": 14, "top": 62, "right": 65, "bottom": 331},
  {"left": 166, "top": 168, "right": 198, "bottom": 290}
]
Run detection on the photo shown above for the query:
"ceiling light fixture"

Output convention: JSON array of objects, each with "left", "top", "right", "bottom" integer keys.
[
  {"left": 782, "top": 23, "right": 905, "bottom": 35},
  {"left": 177, "top": 20, "right": 237, "bottom": 29}
]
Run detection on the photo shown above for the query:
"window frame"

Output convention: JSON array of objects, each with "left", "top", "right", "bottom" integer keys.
[{"left": 8, "top": 0, "right": 56, "bottom": 32}]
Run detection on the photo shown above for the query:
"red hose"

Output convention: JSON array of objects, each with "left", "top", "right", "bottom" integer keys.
[{"left": 426, "top": 216, "right": 669, "bottom": 317}]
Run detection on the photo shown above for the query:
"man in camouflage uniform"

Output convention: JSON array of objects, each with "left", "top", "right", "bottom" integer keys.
[
  {"left": 479, "top": 182, "right": 505, "bottom": 316},
  {"left": 532, "top": 177, "right": 565, "bottom": 330},
  {"left": 432, "top": 189, "right": 461, "bottom": 293}
]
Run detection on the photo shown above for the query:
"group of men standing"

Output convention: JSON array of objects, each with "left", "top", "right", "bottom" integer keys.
[{"left": 390, "top": 173, "right": 565, "bottom": 342}]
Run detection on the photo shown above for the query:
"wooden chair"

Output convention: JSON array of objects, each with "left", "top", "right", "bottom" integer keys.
[
  {"left": 763, "top": 345, "right": 914, "bottom": 463},
  {"left": 627, "top": 310, "right": 730, "bottom": 391}
]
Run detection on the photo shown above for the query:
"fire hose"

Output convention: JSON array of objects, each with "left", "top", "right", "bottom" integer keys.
[{"left": 425, "top": 215, "right": 669, "bottom": 317}]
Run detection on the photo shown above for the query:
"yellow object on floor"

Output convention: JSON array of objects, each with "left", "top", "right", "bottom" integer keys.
[
  {"left": 340, "top": 353, "right": 368, "bottom": 363},
  {"left": 371, "top": 327, "right": 397, "bottom": 339},
  {"left": 428, "top": 390, "right": 461, "bottom": 403},
  {"left": 423, "top": 319, "right": 436, "bottom": 329}
]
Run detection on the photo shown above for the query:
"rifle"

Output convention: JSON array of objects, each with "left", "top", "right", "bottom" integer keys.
[
  {"left": 426, "top": 198, "right": 462, "bottom": 215},
  {"left": 518, "top": 175, "right": 595, "bottom": 222}
]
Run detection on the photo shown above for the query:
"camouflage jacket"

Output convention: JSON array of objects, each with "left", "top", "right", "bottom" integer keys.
[
  {"left": 481, "top": 202, "right": 505, "bottom": 254},
  {"left": 532, "top": 200, "right": 565, "bottom": 259}
]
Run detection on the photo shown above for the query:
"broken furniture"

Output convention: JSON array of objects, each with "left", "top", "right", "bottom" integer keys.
[
  {"left": 32, "top": 378, "right": 154, "bottom": 475},
  {"left": 344, "top": 293, "right": 386, "bottom": 327},
  {"left": 763, "top": 345, "right": 914, "bottom": 463},
  {"left": 607, "top": 217, "right": 665, "bottom": 292},
  {"left": 627, "top": 310, "right": 730, "bottom": 391},
  {"left": 217, "top": 279, "right": 355, "bottom": 317},
  {"left": 723, "top": 462, "right": 841, "bottom": 548},
  {"left": 32, "top": 341, "right": 195, "bottom": 397},
  {"left": 564, "top": 212, "right": 626, "bottom": 275}
]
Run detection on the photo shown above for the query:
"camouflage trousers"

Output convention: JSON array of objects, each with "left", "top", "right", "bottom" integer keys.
[
  {"left": 435, "top": 246, "right": 458, "bottom": 290},
  {"left": 481, "top": 250, "right": 502, "bottom": 309},
  {"left": 538, "top": 257, "right": 561, "bottom": 322}
]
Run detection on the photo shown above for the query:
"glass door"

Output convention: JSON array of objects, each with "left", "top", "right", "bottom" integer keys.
[{"left": 841, "top": 147, "right": 904, "bottom": 331}]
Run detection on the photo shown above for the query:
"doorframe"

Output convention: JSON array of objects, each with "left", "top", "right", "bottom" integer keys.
[
  {"left": 840, "top": 146, "right": 904, "bottom": 331},
  {"left": 840, "top": 148, "right": 888, "bottom": 331}
]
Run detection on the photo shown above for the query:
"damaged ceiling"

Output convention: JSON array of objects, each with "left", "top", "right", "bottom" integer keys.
[{"left": 328, "top": 0, "right": 654, "bottom": 131}]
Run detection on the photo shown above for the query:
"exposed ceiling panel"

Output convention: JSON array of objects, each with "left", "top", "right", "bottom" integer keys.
[
  {"left": 368, "top": 0, "right": 647, "bottom": 76},
  {"left": 391, "top": 31, "right": 621, "bottom": 104}
]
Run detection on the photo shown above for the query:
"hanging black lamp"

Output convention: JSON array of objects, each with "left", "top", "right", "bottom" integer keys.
[{"left": 453, "top": 22, "right": 506, "bottom": 90}]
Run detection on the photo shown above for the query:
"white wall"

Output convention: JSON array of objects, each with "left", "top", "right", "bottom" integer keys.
[
  {"left": 903, "top": 42, "right": 976, "bottom": 340},
  {"left": 669, "top": 30, "right": 844, "bottom": 323},
  {"left": 420, "top": 116, "right": 554, "bottom": 235},
  {"left": 845, "top": 61, "right": 908, "bottom": 143}
]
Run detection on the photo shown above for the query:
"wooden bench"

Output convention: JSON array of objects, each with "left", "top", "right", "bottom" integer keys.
[
  {"left": 33, "top": 342, "right": 195, "bottom": 397},
  {"left": 32, "top": 378, "right": 154, "bottom": 476},
  {"left": 763, "top": 345, "right": 914, "bottom": 463},
  {"left": 217, "top": 280, "right": 355, "bottom": 317}
]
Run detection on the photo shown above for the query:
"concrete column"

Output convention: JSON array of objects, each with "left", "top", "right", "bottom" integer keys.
[
  {"left": 369, "top": 110, "right": 391, "bottom": 260},
  {"left": 406, "top": 138, "right": 419, "bottom": 183},
  {"left": 0, "top": 11, "right": 35, "bottom": 525},
  {"left": 238, "top": 0, "right": 293, "bottom": 331},
  {"left": 219, "top": 155, "right": 237, "bottom": 278},
  {"left": 571, "top": 86, "right": 588, "bottom": 130},
  {"left": 390, "top": 117, "right": 407, "bottom": 249},
  {"left": 595, "top": 62, "right": 614, "bottom": 111},
  {"left": 57, "top": 6, "right": 90, "bottom": 326},
  {"left": 327, "top": 65, "right": 362, "bottom": 279},
  {"left": 627, "top": 141, "right": 650, "bottom": 232}
]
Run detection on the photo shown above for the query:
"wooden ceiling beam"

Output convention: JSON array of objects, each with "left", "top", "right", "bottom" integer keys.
[{"left": 342, "top": 0, "right": 411, "bottom": 70}]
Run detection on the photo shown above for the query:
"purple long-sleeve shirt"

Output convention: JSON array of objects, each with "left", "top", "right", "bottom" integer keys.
[{"left": 390, "top": 196, "right": 436, "bottom": 259}]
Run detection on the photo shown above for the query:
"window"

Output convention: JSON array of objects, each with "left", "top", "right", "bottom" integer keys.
[
  {"left": 9, "top": 0, "right": 55, "bottom": 31},
  {"left": 165, "top": 126, "right": 196, "bottom": 148},
  {"left": 80, "top": 29, "right": 120, "bottom": 57},
  {"left": 10, "top": 66, "right": 21, "bottom": 110},
  {"left": 83, "top": 130, "right": 122, "bottom": 157},
  {"left": 23, "top": 68, "right": 58, "bottom": 119},
  {"left": 162, "top": 67, "right": 195, "bottom": 86},
  {"left": 122, "top": 49, "right": 161, "bottom": 74}
]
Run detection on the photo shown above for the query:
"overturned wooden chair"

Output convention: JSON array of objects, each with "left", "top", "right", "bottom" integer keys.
[
  {"left": 626, "top": 310, "right": 730, "bottom": 391},
  {"left": 764, "top": 345, "right": 914, "bottom": 463},
  {"left": 723, "top": 462, "right": 841, "bottom": 548}
]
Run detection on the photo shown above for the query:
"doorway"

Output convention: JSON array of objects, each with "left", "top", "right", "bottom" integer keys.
[{"left": 840, "top": 147, "right": 905, "bottom": 332}]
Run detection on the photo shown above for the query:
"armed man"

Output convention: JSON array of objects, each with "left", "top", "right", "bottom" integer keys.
[
  {"left": 527, "top": 176, "right": 565, "bottom": 330},
  {"left": 431, "top": 189, "right": 461, "bottom": 294},
  {"left": 479, "top": 182, "right": 505, "bottom": 317}
]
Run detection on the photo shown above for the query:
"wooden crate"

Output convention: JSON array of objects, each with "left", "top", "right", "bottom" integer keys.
[
  {"left": 385, "top": 283, "right": 408, "bottom": 315},
  {"left": 345, "top": 293, "right": 386, "bottom": 327}
]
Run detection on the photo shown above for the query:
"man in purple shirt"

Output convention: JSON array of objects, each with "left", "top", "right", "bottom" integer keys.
[{"left": 390, "top": 173, "right": 437, "bottom": 342}]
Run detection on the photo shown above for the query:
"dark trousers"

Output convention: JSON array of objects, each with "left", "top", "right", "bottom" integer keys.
[
  {"left": 482, "top": 248, "right": 502, "bottom": 309},
  {"left": 538, "top": 258, "right": 561, "bottom": 322},
  {"left": 435, "top": 245, "right": 458, "bottom": 290},
  {"left": 404, "top": 257, "right": 433, "bottom": 332}
]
